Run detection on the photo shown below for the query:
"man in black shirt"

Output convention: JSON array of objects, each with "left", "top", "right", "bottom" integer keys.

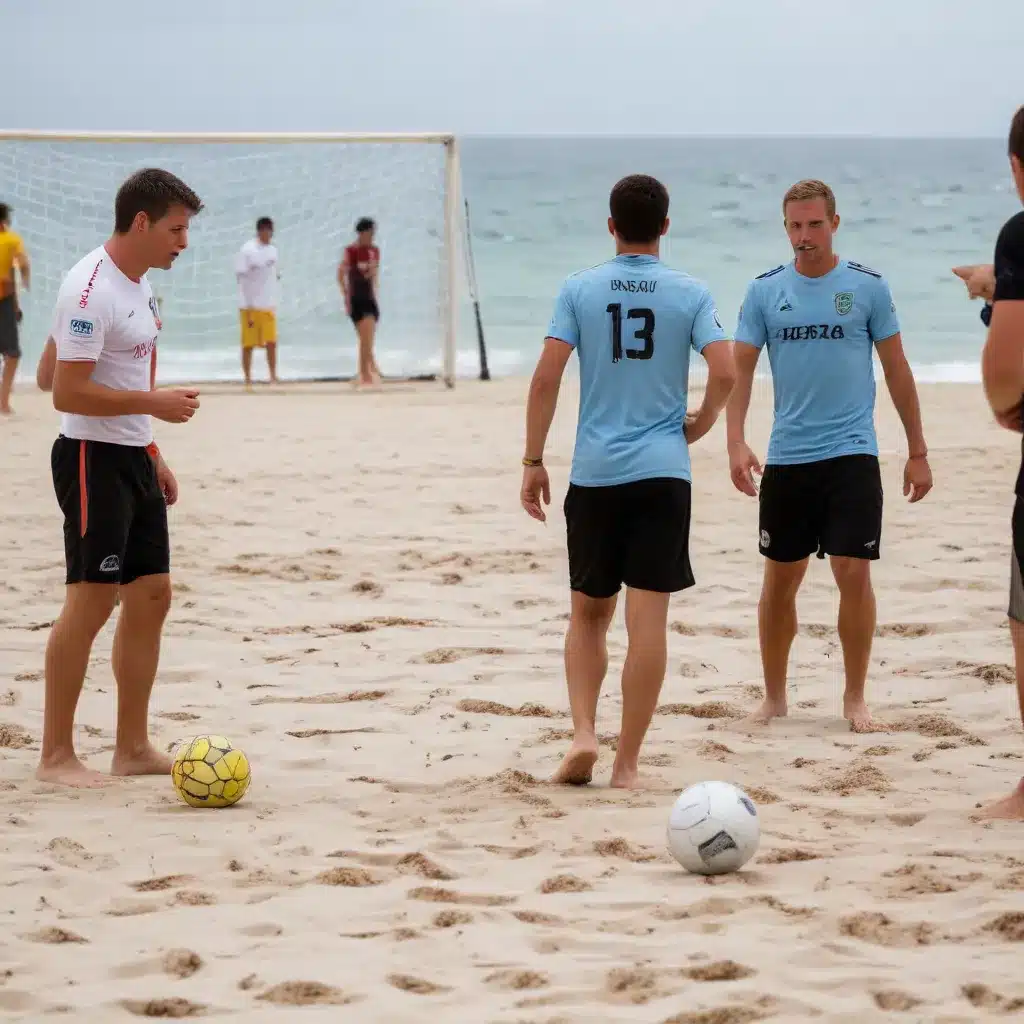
[{"left": 976, "top": 104, "right": 1024, "bottom": 820}]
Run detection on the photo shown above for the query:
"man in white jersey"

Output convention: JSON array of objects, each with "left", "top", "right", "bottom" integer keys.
[
  {"left": 41, "top": 168, "right": 203, "bottom": 788},
  {"left": 235, "top": 216, "right": 280, "bottom": 386}
]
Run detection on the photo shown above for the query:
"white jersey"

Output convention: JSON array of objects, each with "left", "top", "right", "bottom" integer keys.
[
  {"left": 235, "top": 239, "right": 279, "bottom": 310},
  {"left": 51, "top": 245, "right": 159, "bottom": 447}
]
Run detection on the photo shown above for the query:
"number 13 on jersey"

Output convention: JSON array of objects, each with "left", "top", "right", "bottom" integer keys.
[{"left": 607, "top": 304, "right": 655, "bottom": 362}]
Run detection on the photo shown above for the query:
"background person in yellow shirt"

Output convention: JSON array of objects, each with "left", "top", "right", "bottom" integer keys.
[{"left": 0, "top": 202, "right": 31, "bottom": 414}]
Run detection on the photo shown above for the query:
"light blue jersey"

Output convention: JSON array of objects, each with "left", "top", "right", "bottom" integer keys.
[
  {"left": 735, "top": 259, "right": 900, "bottom": 466},
  {"left": 546, "top": 253, "right": 728, "bottom": 487}
]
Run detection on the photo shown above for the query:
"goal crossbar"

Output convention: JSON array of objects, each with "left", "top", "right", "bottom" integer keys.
[
  {"left": 1, "top": 130, "right": 463, "bottom": 387},
  {"left": 0, "top": 130, "right": 456, "bottom": 146}
]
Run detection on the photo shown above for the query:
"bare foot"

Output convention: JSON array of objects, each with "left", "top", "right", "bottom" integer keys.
[
  {"left": 36, "top": 755, "right": 114, "bottom": 788},
  {"left": 745, "top": 698, "right": 787, "bottom": 725},
  {"left": 971, "top": 779, "right": 1024, "bottom": 821},
  {"left": 609, "top": 765, "right": 641, "bottom": 789},
  {"left": 551, "top": 743, "right": 599, "bottom": 785},
  {"left": 110, "top": 743, "right": 174, "bottom": 777},
  {"left": 0, "top": 405, "right": 12, "bottom": 416},
  {"left": 844, "top": 698, "right": 875, "bottom": 733}
]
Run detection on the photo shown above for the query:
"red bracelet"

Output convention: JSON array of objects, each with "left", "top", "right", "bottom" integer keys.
[{"left": 146, "top": 442, "right": 160, "bottom": 459}]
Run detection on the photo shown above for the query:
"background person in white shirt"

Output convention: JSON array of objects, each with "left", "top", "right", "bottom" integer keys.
[
  {"left": 42, "top": 167, "right": 203, "bottom": 789},
  {"left": 235, "top": 216, "right": 279, "bottom": 386}
]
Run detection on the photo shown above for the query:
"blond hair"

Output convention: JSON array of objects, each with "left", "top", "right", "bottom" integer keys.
[{"left": 782, "top": 179, "right": 836, "bottom": 219}]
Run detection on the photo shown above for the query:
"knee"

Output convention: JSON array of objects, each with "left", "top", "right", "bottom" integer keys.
[
  {"left": 831, "top": 558, "right": 872, "bottom": 597},
  {"left": 571, "top": 595, "right": 616, "bottom": 632},
  {"left": 761, "top": 562, "right": 806, "bottom": 605},
  {"left": 123, "top": 575, "right": 173, "bottom": 621},
  {"left": 64, "top": 585, "right": 119, "bottom": 636}
]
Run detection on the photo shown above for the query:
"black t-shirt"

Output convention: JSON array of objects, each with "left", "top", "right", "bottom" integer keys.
[{"left": 992, "top": 212, "right": 1024, "bottom": 494}]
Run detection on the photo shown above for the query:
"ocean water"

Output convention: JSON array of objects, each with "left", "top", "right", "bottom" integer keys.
[{"left": 2, "top": 135, "right": 1018, "bottom": 383}]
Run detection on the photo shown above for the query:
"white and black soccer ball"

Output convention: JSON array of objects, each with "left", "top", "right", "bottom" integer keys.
[{"left": 666, "top": 780, "right": 760, "bottom": 875}]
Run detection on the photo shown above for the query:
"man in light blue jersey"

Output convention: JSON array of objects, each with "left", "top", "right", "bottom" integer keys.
[
  {"left": 727, "top": 179, "right": 932, "bottom": 733},
  {"left": 520, "top": 174, "right": 736, "bottom": 789}
]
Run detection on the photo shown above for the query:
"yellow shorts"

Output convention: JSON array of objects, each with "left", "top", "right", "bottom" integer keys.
[{"left": 240, "top": 309, "right": 277, "bottom": 349}]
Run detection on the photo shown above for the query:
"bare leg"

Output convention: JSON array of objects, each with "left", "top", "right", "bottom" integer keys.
[
  {"left": 241, "top": 347, "right": 253, "bottom": 387},
  {"left": 974, "top": 616, "right": 1024, "bottom": 821},
  {"left": 110, "top": 574, "right": 174, "bottom": 776},
  {"left": 355, "top": 317, "right": 377, "bottom": 387},
  {"left": 831, "top": 556, "right": 876, "bottom": 731},
  {"left": 37, "top": 583, "right": 119, "bottom": 787},
  {"left": 610, "top": 587, "right": 671, "bottom": 789},
  {"left": 748, "top": 558, "right": 808, "bottom": 724},
  {"left": 265, "top": 341, "right": 278, "bottom": 384},
  {"left": 552, "top": 591, "right": 617, "bottom": 785},
  {"left": 0, "top": 354, "right": 18, "bottom": 414}
]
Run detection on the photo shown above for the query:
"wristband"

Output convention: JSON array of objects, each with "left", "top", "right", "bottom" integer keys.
[
  {"left": 522, "top": 456, "right": 543, "bottom": 467},
  {"left": 908, "top": 452, "right": 928, "bottom": 460},
  {"left": 146, "top": 442, "right": 160, "bottom": 460}
]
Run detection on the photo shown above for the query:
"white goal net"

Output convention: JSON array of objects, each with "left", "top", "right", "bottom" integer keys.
[{"left": 0, "top": 131, "right": 465, "bottom": 386}]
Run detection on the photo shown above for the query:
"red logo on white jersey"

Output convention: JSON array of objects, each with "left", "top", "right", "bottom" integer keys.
[
  {"left": 133, "top": 338, "right": 157, "bottom": 360},
  {"left": 79, "top": 259, "right": 103, "bottom": 309}
]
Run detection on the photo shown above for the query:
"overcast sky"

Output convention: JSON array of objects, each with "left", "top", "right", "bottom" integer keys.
[{"left": 6, "top": 0, "right": 1021, "bottom": 137}]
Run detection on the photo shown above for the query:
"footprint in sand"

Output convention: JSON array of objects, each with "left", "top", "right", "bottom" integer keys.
[
  {"left": 119, "top": 997, "right": 210, "bottom": 1017},
  {"left": 46, "top": 837, "right": 117, "bottom": 871},
  {"left": 407, "top": 886, "right": 515, "bottom": 907},
  {"left": 255, "top": 981, "right": 357, "bottom": 1006},
  {"left": 253, "top": 689, "right": 388, "bottom": 706},
  {"left": 839, "top": 910, "right": 940, "bottom": 947},
  {"left": 962, "top": 983, "right": 1024, "bottom": 1012},
  {"left": 416, "top": 647, "right": 505, "bottom": 665},
  {"left": 457, "top": 698, "right": 563, "bottom": 717},
  {"left": 656, "top": 701, "right": 743, "bottom": 721},
  {"left": 0, "top": 723, "right": 33, "bottom": 748},
  {"left": 388, "top": 974, "right": 451, "bottom": 995}
]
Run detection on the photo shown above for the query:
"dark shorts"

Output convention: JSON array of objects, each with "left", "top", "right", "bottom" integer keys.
[
  {"left": 51, "top": 436, "right": 170, "bottom": 586},
  {"left": 1009, "top": 497, "right": 1024, "bottom": 622},
  {"left": 758, "top": 454, "right": 882, "bottom": 562},
  {"left": 564, "top": 477, "right": 694, "bottom": 599},
  {"left": 350, "top": 296, "right": 379, "bottom": 324},
  {"left": 0, "top": 295, "right": 20, "bottom": 358}
]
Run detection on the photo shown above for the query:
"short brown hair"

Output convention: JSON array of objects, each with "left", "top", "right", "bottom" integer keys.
[
  {"left": 1009, "top": 105, "right": 1024, "bottom": 163},
  {"left": 114, "top": 168, "right": 203, "bottom": 234},
  {"left": 609, "top": 174, "right": 669, "bottom": 244},
  {"left": 782, "top": 179, "right": 836, "bottom": 219}
]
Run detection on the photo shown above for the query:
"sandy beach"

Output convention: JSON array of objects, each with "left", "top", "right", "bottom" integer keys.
[{"left": 1, "top": 375, "right": 1023, "bottom": 1023}]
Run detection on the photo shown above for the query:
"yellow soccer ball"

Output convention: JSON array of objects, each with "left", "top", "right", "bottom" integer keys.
[{"left": 171, "top": 735, "right": 251, "bottom": 808}]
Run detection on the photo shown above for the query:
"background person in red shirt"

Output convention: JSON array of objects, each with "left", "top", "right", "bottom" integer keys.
[{"left": 338, "top": 217, "right": 381, "bottom": 388}]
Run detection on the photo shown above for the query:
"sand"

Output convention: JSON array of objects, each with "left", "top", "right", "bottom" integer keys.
[{"left": 1, "top": 375, "right": 1023, "bottom": 1023}]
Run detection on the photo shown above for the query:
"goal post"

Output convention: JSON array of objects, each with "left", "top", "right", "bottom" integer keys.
[{"left": 0, "top": 130, "right": 470, "bottom": 388}]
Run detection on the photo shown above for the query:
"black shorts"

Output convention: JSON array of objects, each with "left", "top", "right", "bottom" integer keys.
[
  {"left": 1009, "top": 496, "right": 1024, "bottom": 622},
  {"left": 350, "top": 296, "right": 379, "bottom": 324},
  {"left": 564, "top": 477, "right": 694, "bottom": 599},
  {"left": 758, "top": 454, "right": 882, "bottom": 562},
  {"left": 51, "top": 436, "right": 170, "bottom": 586},
  {"left": 0, "top": 295, "right": 20, "bottom": 358}
]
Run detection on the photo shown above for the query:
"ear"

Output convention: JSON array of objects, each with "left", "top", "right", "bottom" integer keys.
[
  {"left": 661, "top": 217, "right": 670, "bottom": 237},
  {"left": 607, "top": 216, "right": 616, "bottom": 238},
  {"left": 832, "top": 213, "right": 841, "bottom": 233},
  {"left": 131, "top": 210, "right": 150, "bottom": 233}
]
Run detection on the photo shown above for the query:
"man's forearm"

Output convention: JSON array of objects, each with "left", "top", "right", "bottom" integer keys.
[
  {"left": 701, "top": 369, "right": 736, "bottom": 421},
  {"left": 725, "top": 367, "right": 755, "bottom": 446},
  {"left": 54, "top": 377, "right": 155, "bottom": 416},
  {"left": 884, "top": 361, "right": 928, "bottom": 454},
  {"left": 524, "top": 375, "right": 560, "bottom": 461}
]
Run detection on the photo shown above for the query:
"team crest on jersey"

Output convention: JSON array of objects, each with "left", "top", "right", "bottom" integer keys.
[
  {"left": 149, "top": 296, "right": 162, "bottom": 330},
  {"left": 834, "top": 291, "right": 854, "bottom": 316},
  {"left": 69, "top": 318, "right": 94, "bottom": 338}
]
